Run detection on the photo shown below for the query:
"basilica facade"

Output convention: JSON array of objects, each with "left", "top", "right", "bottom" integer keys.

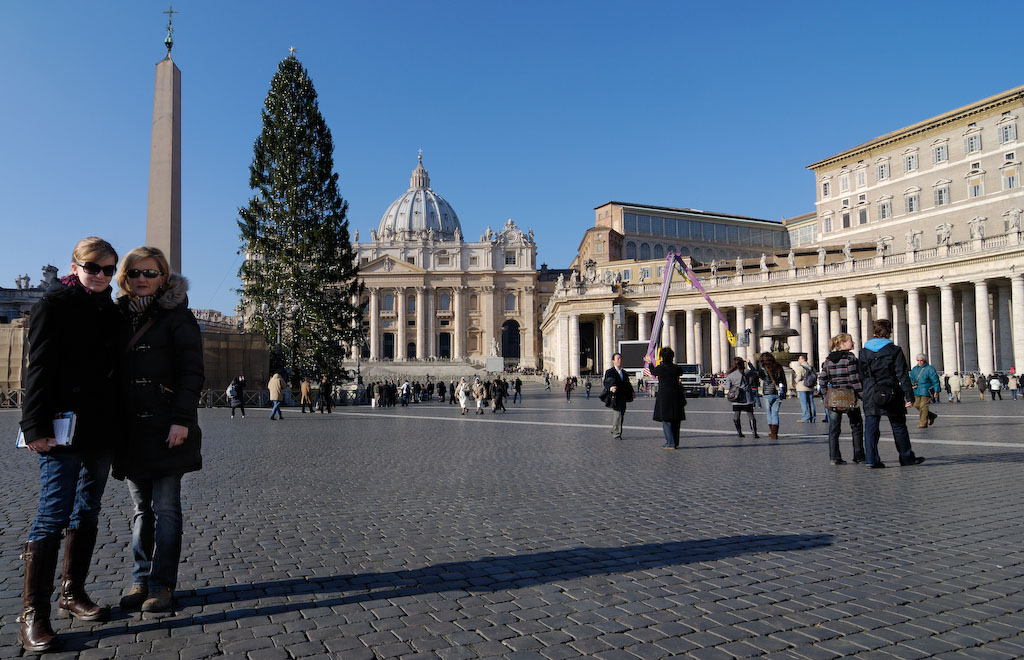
[
  {"left": 542, "top": 84, "right": 1024, "bottom": 379},
  {"left": 353, "top": 156, "right": 540, "bottom": 366}
]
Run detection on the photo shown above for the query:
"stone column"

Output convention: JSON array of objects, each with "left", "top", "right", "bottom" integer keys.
[
  {"left": 926, "top": 292, "right": 941, "bottom": 366},
  {"left": 368, "top": 288, "right": 380, "bottom": 359},
  {"left": 396, "top": 287, "right": 407, "bottom": 360},
  {"left": 961, "top": 286, "right": 979, "bottom": 371},
  {"left": 860, "top": 306, "right": 871, "bottom": 350},
  {"left": 817, "top": 298, "right": 830, "bottom": 364},
  {"left": 424, "top": 288, "right": 435, "bottom": 358},
  {"left": 603, "top": 312, "right": 615, "bottom": 372},
  {"left": 453, "top": 287, "right": 465, "bottom": 359},
  {"left": 720, "top": 310, "right": 731, "bottom": 370},
  {"left": 1012, "top": 274, "right": 1024, "bottom": 373},
  {"left": 693, "top": 314, "right": 704, "bottom": 369},
  {"left": 735, "top": 305, "right": 747, "bottom": 364},
  {"left": 637, "top": 310, "right": 649, "bottom": 342},
  {"left": 685, "top": 309, "right": 696, "bottom": 364},
  {"left": 976, "top": 280, "right": 994, "bottom": 375},
  {"left": 846, "top": 296, "right": 861, "bottom": 350},
  {"left": 744, "top": 310, "right": 755, "bottom": 364},
  {"left": 523, "top": 286, "right": 537, "bottom": 366},
  {"left": 996, "top": 284, "right": 1012, "bottom": 371},
  {"left": 568, "top": 313, "right": 580, "bottom": 379},
  {"left": 482, "top": 286, "right": 495, "bottom": 359},
  {"left": 940, "top": 284, "right": 957, "bottom": 374},
  {"left": 892, "top": 293, "right": 909, "bottom": 361},
  {"left": 906, "top": 288, "right": 922, "bottom": 363},
  {"left": 415, "top": 288, "right": 427, "bottom": 359},
  {"left": 145, "top": 56, "right": 182, "bottom": 273},
  {"left": 661, "top": 312, "right": 673, "bottom": 353},
  {"left": 830, "top": 306, "right": 842, "bottom": 344},
  {"left": 761, "top": 303, "right": 772, "bottom": 352},
  {"left": 710, "top": 312, "right": 722, "bottom": 374},
  {"left": 788, "top": 301, "right": 801, "bottom": 354},
  {"left": 800, "top": 306, "right": 813, "bottom": 364},
  {"left": 876, "top": 291, "right": 889, "bottom": 320}
]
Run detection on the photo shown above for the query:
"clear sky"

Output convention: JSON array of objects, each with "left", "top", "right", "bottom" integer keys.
[{"left": 2, "top": 1, "right": 1020, "bottom": 315}]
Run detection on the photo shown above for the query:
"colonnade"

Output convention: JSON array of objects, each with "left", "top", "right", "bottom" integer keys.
[{"left": 554, "top": 274, "right": 1024, "bottom": 378}]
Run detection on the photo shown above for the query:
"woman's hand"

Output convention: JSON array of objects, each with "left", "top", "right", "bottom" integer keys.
[
  {"left": 27, "top": 438, "right": 57, "bottom": 453},
  {"left": 166, "top": 424, "right": 189, "bottom": 448},
  {"left": 643, "top": 354, "right": 653, "bottom": 365}
]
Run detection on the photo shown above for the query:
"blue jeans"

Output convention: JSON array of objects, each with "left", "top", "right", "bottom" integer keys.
[
  {"left": 763, "top": 394, "right": 781, "bottom": 425},
  {"left": 127, "top": 475, "right": 183, "bottom": 591},
  {"left": 864, "top": 412, "right": 914, "bottom": 466},
  {"left": 797, "top": 391, "right": 816, "bottom": 421},
  {"left": 30, "top": 451, "right": 111, "bottom": 540},
  {"left": 269, "top": 401, "right": 283, "bottom": 419},
  {"left": 662, "top": 420, "right": 680, "bottom": 447}
]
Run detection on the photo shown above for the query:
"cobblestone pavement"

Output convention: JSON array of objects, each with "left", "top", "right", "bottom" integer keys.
[{"left": 2, "top": 386, "right": 1024, "bottom": 659}]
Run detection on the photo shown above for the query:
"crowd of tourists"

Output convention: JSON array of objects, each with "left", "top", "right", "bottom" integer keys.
[{"left": 17, "top": 238, "right": 204, "bottom": 652}]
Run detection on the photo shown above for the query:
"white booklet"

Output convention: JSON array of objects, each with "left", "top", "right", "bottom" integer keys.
[{"left": 16, "top": 412, "right": 77, "bottom": 448}]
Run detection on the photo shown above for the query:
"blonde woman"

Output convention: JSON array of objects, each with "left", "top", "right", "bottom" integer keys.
[
  {"left": 113, "top": 247, "right": 204, "bottom": 613},
  {"left": 17, "top": 238, "right": 122, "bottom": 652}
]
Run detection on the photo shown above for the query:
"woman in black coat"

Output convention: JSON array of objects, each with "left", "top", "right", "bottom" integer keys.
[
  {"left": 113, "top": 246, "right": 204, "bottom": 614},
  {"left": 646, "top": 347, "right": 687, "bottom": 449},
  {"left": 17, "top": 237, "right": 122, "bottom": 652}
]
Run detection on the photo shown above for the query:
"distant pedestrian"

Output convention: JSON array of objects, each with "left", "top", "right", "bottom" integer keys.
[
  {"left": 724, "top": 357, "right": 759, "bottom": 438},
  {"left": 791, "top": 355, "right": 817, "bottom": 424},
  {"left": 299, "top": 377, "right": 313, "bottom": 413},
  {"left": 456, "top": 377, "right": 470, "bottom": 415},
  {"left": 229, "top": 375, "right": 247, "bottom": 418},
  {"left": 819, "top": 333, "right": 865, "bottom": 465},
  {"left": 437, "top": 380, "right": 446, "bottom": 403},
  {"left": 910, "top": 355, "right": 940, "bottom": 428},
  {"left": 318, "top": 376, "right": 333, "bottom": 413},
  {"left": 948, "top": 372, "right": 963, "bottom": 402},
  {"left": 268, "top": 372, "right": 285, "bottom": 420},
  {"left": 859, "top": 319, "right": 924, "bottom": 468},
  {"left": 513, "top": 377, "right": 523, "bottom": 404},
  {"left": 492, "top": 377, "right": 507, "bottom": 413},
  {"left": 756, "top": 353, "right": 786, "bottom": 439},
  {"left": 602, "top": 352, "right": 635, "bottom": 441},
  {"left": 989, "top": 374, "right": 1003, "bottom": 400},
  {"left": 564, "top": 377, "right": 574, "bottom": 402},
  {"left": 472, "top": 377, "right": 487, "bottom": 414},
  {"left": 1009, "top": 374, "right": 1019, "bottom": 400},
  {"left": 544, "top": 373, "right": 551, "bottom": 390},
  {"left": 585, "top": 379, "right": 592, "bottom": 399},
  {"left": 645, "top": 347, "right": 686, "bottom": 449},
  {"left": 978, "top": 375, "right": 987, "bottom": 400}
]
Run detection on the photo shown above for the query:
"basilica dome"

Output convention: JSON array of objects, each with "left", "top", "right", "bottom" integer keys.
[{"left": 377, "top": 156, "right": 462, "bottom": 239}]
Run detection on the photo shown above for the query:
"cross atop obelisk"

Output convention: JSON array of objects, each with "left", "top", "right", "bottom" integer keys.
[{"left": 145, "top": 7, "right": 183, "bottom": 273}]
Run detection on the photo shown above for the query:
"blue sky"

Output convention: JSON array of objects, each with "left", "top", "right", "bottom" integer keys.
[{"left": 2, "top": 1, "right": 1019, "bottom": 314}]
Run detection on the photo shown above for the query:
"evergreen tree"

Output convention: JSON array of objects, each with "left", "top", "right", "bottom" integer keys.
[{"left": 238, "top": 54, "right": 362, "bottom": 383}]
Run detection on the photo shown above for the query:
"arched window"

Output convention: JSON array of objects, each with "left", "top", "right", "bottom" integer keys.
[
  {"left": 625, "top": 241, "right": 637, "bottom": 259},
  {"left": 653, "top": 244, "right": 665, "bottom": 259},
  {"left": 439, "top": 293, "right": 451, "bottom": 311},
  {"left": 382, "top": 294, "right": 394, "bottom": 311},
  {"left": 678, "top": 246, "right": 690, "bottom": 257},
  {"left": 667, "top": 245, "right": 677, "bottom": 255},
  {"left": 505, "top": 293, "right": 516, "bottom": 311},
  {"left": 639, "top": 243, "right": 651, "bottom": 260}
]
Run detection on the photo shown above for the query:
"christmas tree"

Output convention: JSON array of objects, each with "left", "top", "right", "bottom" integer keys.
[{"left": 238, "top": 53, "right": 362, "bottom": 383}]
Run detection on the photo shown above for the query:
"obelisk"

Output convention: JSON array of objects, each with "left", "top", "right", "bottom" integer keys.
[{"left": 145, "top": 6, "right": 182, "bottom": 273}]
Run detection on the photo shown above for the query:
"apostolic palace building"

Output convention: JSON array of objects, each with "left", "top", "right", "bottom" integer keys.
[{"left": 353, "top": 85, "right": 1024, "bottom": 380}]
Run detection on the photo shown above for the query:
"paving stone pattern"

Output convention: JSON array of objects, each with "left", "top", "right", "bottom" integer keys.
[{"left": 2, "top": 387, "right": 1024, "bottom": 658}]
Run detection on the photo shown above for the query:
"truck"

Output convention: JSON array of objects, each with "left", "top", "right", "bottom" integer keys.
[{"left": 679, "top": 364, "right": 703, "bottom": 396}]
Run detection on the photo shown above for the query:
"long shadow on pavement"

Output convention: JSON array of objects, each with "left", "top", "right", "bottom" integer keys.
[{"left": 58, "top": 533, "right": 832, "bottom": 648}]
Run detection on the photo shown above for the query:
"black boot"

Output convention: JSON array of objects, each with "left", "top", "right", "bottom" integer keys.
[
  {"left": 19, "top": 536, "right": 61, "bottom": 653},
  {"left": 733, "top": 420, "right": 744, "bottom": 438},
  {"left": 58, "top": 527, "right": 110, "bottom": 621},
  {"left": 751, "top": 419, "right": 760, "bottom": 439}
]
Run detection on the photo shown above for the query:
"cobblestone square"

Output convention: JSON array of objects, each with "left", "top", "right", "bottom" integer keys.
[{"left": 2, "top": 386, "right": 1023, "bottom": 659}]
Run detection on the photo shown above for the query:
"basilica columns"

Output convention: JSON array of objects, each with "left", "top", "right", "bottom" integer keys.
[
  {"left": 661, "top": 312, "right": 673, "bottom": 353},
  {"left": 710, "top": 312, "right": 722, "bottom": 374},
  {"left": 961, "top": 287, "right": 978, "bottom": 371},
  {"left": 603, "top": 312, "right": 615, "bottom": 370},
  {"left": 637, "top": 310, "right": 649, "bottom": 342},
  {"left": 369, "top": 288, "right": 380, "bottom": 359},
  {"left": 976, "top": 280, "right": 994, "bottom": 374},
  {"left": 876, "top": 291, "right": 889, "bottom": 320},
  {"left": 396, "top": 287, "right": 407, "bottom": 360},
  {"left": 453, "top": 287, "right": 465, "bottom": 359},
  {"left": 1012, "top": 274, "right": 1024, "bottom": 373},
  {"left": 846, "top": 296, "right": 860, "bottom": 350},
  {"left": 415, "top": 288, "right": 426, "bottom": 359},
  {"left": 735, "top": 306, "right": 747, "bottom": 363},
  {"left": 800, "top": 306, "right": 813, "bottom": 362},
  {"left": 788, "top": 302, "right": 801, "bottom": 354},
  {"left": 816, "top": 298, "right": 829, "bottom": 364},
  {"left": 761, "top": 303, "right": 772, "bottom": 352},
  {"left": 940, "top": 284, "right": 957, "bottom": 373},
  {"left": 906, "top": 288, "right": 922, "bottom": 362},
  {"left": 568, "top": 314, "right": 580, "bottom": 378},
  {"left": 684, "top": 309, "right": 696, "bottom": 364}
]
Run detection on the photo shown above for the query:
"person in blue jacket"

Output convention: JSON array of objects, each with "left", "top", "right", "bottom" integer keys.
[{"left": 909, "top": 354, "right": 941, "bottom": 428}]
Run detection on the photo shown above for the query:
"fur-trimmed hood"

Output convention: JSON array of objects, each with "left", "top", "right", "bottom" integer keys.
[{"left": 118, "top": 274, "right": 189, "bottom": 310}]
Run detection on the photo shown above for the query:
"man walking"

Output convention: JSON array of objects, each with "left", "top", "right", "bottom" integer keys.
[
  {"left": 513, "top": 377, "right": 522, "bottom": 404},
  {"left": 860, "top": 320, "right": 924, "bottom": 467},
  {"left": 910, "top": 354, "right": 940, "bottom": 428},
  {"left": 792, "top": 355, "right": 817, "bottom": 423},
  {"left": 602, "top": 353, "right": 635, "bottom": 441},
  {"left": 268, "top": 371, "right": 285, "bottom": 420}
]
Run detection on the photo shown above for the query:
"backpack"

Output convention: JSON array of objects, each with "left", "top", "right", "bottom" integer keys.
[
  {"left": 802, "top": 367, "right": 817, "bottom": 389},
  {"left": 226, "top": 383, "right": 237, "bottom": 399}
]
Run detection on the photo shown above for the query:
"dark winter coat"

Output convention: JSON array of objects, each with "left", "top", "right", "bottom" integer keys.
[
  {"left": 819, "top": 350, "right": 863, "bottom": 394},
  {"left": 652, "top": 363, "right": 687, "bottom": 422},
  {"left": 19, "top": 279, "right": 124, "bottom": 452},
  {"left": 601, "top": 367, "right": 634, "bottom": 411},
  {"left": 858, "top": 338, "right": 914, "bottom": 417},
  {"left": 229, "top": 377, "right": 246, "bottom": 407},
  {"left": 113, "top": 275, "right": 205, "bottom": 480}
]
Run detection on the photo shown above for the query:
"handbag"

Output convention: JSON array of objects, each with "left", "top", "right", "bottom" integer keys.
[{"left": 825, "top": 387, "right": 856, "bottom": 412}]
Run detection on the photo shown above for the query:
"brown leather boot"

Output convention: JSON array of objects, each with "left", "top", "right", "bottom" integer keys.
[
  {"left": 768, "top": 424, "right": 779, "bottom": 439},
  {"left": 18, "top": 536, "right": 61, "bottom": 653},
  {"left": 58, "top": 527, "right": 110, "bottom": 621}
]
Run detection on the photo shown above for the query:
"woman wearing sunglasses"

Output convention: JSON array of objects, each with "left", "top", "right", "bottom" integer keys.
[
  {"left": 112, "top": 246, "right": 204, "bottom": 614},
  {"left": 17, "top": 237, "right": 122, "bottom": 653}
]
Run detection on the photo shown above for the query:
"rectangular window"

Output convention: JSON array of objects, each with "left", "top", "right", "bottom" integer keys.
[
  {"left": 470, "top": 256, "right": 478, "bottom": 266},
  {"left": 840, "top": 175, "right": 850, "bottom": 192},
  {"left": 703, "top": 222, "right": 716, "bottom": 241},
  {"left": 676, "top": 219, "right": 689, "bottom": 239},
  {"left": 504, "top": 251, "right": 516, "bottom": 265},
  {"left": 715, "top": 224, "right": 728, "bottom": 241},
  {"left": 906, "top": 194, "right": 920, "bottom": 212},
  {"left": 932, "top": 144, "right": 948, "bottom": 164},
  {"left": 637, "top": 215, "right": 650, "bottom": 233},
  {"left": 841, "top": 212, "right": 851, "bottom": 228},
  {"left": 651, "top": 216, "right": 663, "bottom": 235},
  {"left": 1000, "top": 123, "right": 1017, "bottom": 143},
  {"left": 965, "top": 134, "right": 982, "bottom": 154},
  {"left": 822, "top": 181, "right": 830, "bottom": 197},
  {"left": 639, "top": 267, "right": 651, "bottom": 280},
  {"left": 1004, "top": 168, "right": 1020, "bottom": 190},
  {"left": 856, "top": 170, "right": 866, "bottom": 188},
  {"left": 621, "top": 269, "right": 632, "bottom": 281},
  {"left": 878, "top": 200, "right": 892, "bottom": 219},
  {"left": 904, "top": 153, "right": 918, "bottom": 172},
  {"left": 969, "top": 178, "right": 984, "bottom": 198},
  {"left": 406, "top": 257, "right": 415, "bottom": 265},
  {"left": 623, "top": 213, "right": 637, "bottom": 232},
  {"left": 934, "top": 186, "right": 950, "bottom": 206},
  {"left": 738, "top": 226, "right": 750, "bottom": 246},
  {"left": 823, "top": 217, "right": 832, "bottom": 233},
  {"left": 663, "top": 217, "right": 675, "bottom": 236},
  {"left": 858, "top": 209, "right": 868, "bottom": 224},
  {"left": 877, "top": 162, "right": 890, "bottom": 180},
  {"left": 749, "top": 228, "right": 761, "bottom": 245},
  {"left": 438, "top": 255, "right": 450, "bottom": 265},
  {"left": 727, "top": 225, "right": 739, "bottom": 244}
]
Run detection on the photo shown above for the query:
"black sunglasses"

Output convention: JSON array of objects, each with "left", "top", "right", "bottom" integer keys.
[
  {"left": 126, "top": 268, "right": 164, "bottom": 279},
  {"left": 75, "top": 262, "right": 116, "bottom": 277}
]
